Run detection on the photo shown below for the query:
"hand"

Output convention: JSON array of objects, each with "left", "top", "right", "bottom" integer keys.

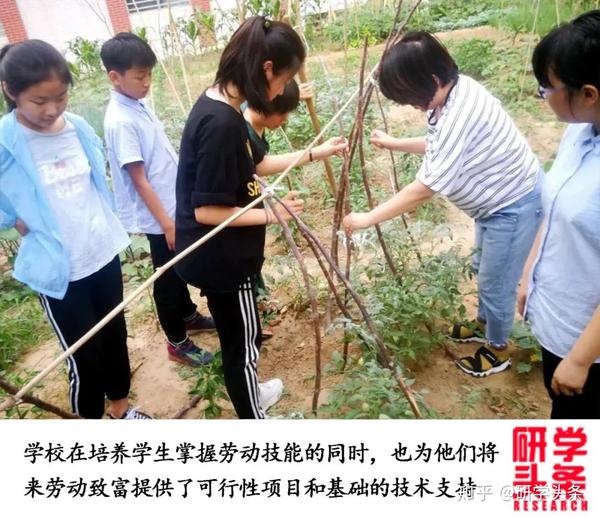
[
  {"left": 370, "top": 129, "right": 395, "bottom": 150},
  {"left": 551, "top": 355, "right": 590, "bottom": 396},
  {"left": 15, "top": 218, "right": 28, "bottom": 236},
  {"left": 313, "top": 137, "right": 348, "bottom": 160},
  {"left": 343, "top": 212, "right": 373, "bottom": 234},
  {"left": 272, "top": 190, "right": 304, "bottom": 223},
  {"left": 163, "top": 220, "right": 176, "bottom": 251},
  {"left": 299, "top": 82, "right": 314, "bottom": 101},
  {"left": 517, "top": 280, "right": 528, "bottom": 317}
]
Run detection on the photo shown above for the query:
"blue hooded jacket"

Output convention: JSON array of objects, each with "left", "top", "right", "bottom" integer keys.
[{"left": 0, "top": 110, "right": 117, "bottom": 299}]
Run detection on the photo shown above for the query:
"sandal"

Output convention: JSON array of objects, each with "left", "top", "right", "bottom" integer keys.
[
  {"left": 455, "top": 345, "right": 511, "bottom": 378},
  {"left": 447, "top": 320, "right": 487, "bottom": 343}
]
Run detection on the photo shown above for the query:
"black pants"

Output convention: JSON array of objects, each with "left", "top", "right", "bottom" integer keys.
[
  {"left": 147, "top": 233, "right": 198, "bottom": 344},
  {"left": 205, "top": 277, "right": 265, "bottom": 419},
  {"left": 542, "top": 347, "right": 600, "bottom": 419},
  {"left": 39, "top": 256, "right": 130, "bottom": 419}
]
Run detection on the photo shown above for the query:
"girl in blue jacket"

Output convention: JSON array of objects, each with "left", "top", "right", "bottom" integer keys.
[{"left": 0, "top": 40, "right": 150, "bottom": 419}]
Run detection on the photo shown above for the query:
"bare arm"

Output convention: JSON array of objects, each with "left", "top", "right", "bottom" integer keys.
[
  {"left": 552, "top": 305, "right": 600, "bottom": 396},
  {"left": 343, "top": 179, "right": 435, "bottom": 232},
  {"left": 370, "top": 130, "right": 427, "bottom": 154},
  {"left": 517, "top": 225, "right": 544, "bottom": 316},
  {"left": 195, "top": 191, "right": 304, "bottom": 226},
  {"left": 126, "top": 161, "right": 175, "bottom": 249},
  {"left": 256, "top": 150, "right": 311, "bottom": 177},
  {"left": 255, "top": 137, "right": 348, "bottom": 177}
]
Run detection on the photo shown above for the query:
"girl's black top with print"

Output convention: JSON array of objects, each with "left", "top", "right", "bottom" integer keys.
[{"left": 175, "top": 93, "right": 266, "bottom": 292}]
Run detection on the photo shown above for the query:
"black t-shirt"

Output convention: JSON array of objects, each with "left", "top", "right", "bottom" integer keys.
[
  {"left": 246, "top": 121, "right": 270, "bottom": 157},
  {"left": 175, "top": 93, "right": 267, "bottom": 292}
]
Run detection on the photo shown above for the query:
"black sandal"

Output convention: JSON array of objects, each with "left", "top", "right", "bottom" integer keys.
[{"left": 455, "top": 345, "right": 511, "bottom": 378}]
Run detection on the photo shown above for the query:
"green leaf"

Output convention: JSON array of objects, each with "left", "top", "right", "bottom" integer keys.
[{"left": 516, "top": 362, "right": 532, "bottom": 374}]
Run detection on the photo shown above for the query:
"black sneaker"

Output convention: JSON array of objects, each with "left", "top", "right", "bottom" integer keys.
[{"left": 185, "top": 313, "right": 216, "bottom": 334}]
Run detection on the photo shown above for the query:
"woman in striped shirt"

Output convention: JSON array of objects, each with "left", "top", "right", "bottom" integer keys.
[{"left": 344, "top": 31, "right": 543, "bottom": 378}]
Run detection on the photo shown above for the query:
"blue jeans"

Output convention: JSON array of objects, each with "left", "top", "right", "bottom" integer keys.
[{"left": 473, "top": 181, "right": 543, "bottom": 346}]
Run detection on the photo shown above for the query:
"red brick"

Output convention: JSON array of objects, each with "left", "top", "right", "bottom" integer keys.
[
  {"left": 0, "top": 0, "right": 28, "bottom": 43},
  {"left": 191, "top": 0, "right": 211, "bottom": 11},
  {"left": 106, "top": 0, "right": 131, "bottom": 34}
]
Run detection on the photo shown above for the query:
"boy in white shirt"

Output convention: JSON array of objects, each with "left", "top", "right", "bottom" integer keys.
[{"left": 101, "top": 33, "right": 214, "bottom": 367}]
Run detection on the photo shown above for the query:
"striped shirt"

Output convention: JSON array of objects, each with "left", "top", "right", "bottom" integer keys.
[{"left": 417, "top": 75, "right": 540, "bottom": 219}]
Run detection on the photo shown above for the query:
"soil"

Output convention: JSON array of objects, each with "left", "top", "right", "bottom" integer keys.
[{"left": 6, "top": 26, "right": 558, "bottom": 420}]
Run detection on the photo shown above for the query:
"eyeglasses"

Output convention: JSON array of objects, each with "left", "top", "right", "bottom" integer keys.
[{"left": 537, "top": 85, "right": 566, "bottom": 100}]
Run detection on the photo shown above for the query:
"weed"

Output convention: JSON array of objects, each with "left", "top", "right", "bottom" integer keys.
[
  {"left": 320, "top": 357, "right": 417, "bottom": 418},
  {"left": 511, "top": 320, "right": 542, "bottom": 374},
  {"left": 188, "top": 350, "right": 228, "bottom": 418}
]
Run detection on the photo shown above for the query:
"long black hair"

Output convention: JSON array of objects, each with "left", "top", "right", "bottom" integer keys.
[
  {"left": 378, "top": 31, "right": 458, "bottom": 108},
  {"left": 215, "top": 16, "right": 305, "bottom": 114},
  {"left": 0, "top": 40, "right": 73, "bottom": 111},
  {"left": 532, "top": 10, "right": 600, "bottom": 95}
]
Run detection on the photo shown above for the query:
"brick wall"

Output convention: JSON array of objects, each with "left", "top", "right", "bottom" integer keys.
[
  {"left": 106, "top": 0, "right": 131, "bottom": 34},
  {"left": 190, "top": 0, "right": 211, "bottom": 12},
  {"left": 0, "top": 0, "right": 27, "bottom": 43}
]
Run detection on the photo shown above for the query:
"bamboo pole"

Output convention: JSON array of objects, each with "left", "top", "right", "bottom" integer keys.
[
  {"left": 518, "top": 0, "right": 541, "bottom": 100},
  {"left": 356, "top": 42, "right": 399, "bottom": 280},
  {"left": 167, "top": 0, "right": 193, "bottom": 108},
  {"left": 290, "top": 1, "right": 338, "bottom": 195},
  {"left": 374, "top": 88, "right": 400, "bottom": 193},
  {"left": 374, "top": 87, "right": 424, "bottom": 267}
]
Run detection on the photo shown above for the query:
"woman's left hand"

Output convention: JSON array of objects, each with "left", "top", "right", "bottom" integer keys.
[{"left": 551, "top": 355, "right": 590, "bottom": 396}]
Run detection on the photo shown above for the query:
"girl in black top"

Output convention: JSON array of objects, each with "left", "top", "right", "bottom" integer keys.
[{"left": 176, "top": 17, "right": 312, "bottom": 418}]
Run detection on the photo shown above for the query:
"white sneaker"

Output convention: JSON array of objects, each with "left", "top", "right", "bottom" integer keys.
[
  {"left": 108, "top": 406, "right": 153, "bottom": 420},
  {"left": 259, "top": 378, "right": 283, "bottom": 411}
]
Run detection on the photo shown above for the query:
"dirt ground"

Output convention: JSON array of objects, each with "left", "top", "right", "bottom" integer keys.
[{"left": 7, "top": 26, "right": 564, "bottom": 420}]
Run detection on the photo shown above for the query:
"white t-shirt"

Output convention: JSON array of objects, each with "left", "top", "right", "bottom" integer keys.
[
  {"left": 22, "top": 121, "right": 130, "bottom": 281},
  {"left": 417, "top": 75, "right": 540, "bottom": 219}
]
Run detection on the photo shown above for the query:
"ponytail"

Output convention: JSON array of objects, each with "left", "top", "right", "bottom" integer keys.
[{"left": 215, "top": 16, "right": 305, "bottom": 114}]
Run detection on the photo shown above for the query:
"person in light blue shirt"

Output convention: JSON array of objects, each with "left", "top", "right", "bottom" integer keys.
[
  {"left": 519, "top": 10, "right": 600, "bottom": 419},
  {"left": 101, "top": 33, "right": 214, "bottom": 368},
  {"left": 0, "top": 40, "right": 150, "bottom": 419}
]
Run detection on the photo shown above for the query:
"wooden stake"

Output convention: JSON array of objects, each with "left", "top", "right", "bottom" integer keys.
[
  {"left": 0, "top": 375, "right": 80, "bottom": 419},
  {"left": 290, "top": 1, "right": 338, "bottom": 195},
  {"left": 264, "top": 195, "right": 324, "bottom": 416}
]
